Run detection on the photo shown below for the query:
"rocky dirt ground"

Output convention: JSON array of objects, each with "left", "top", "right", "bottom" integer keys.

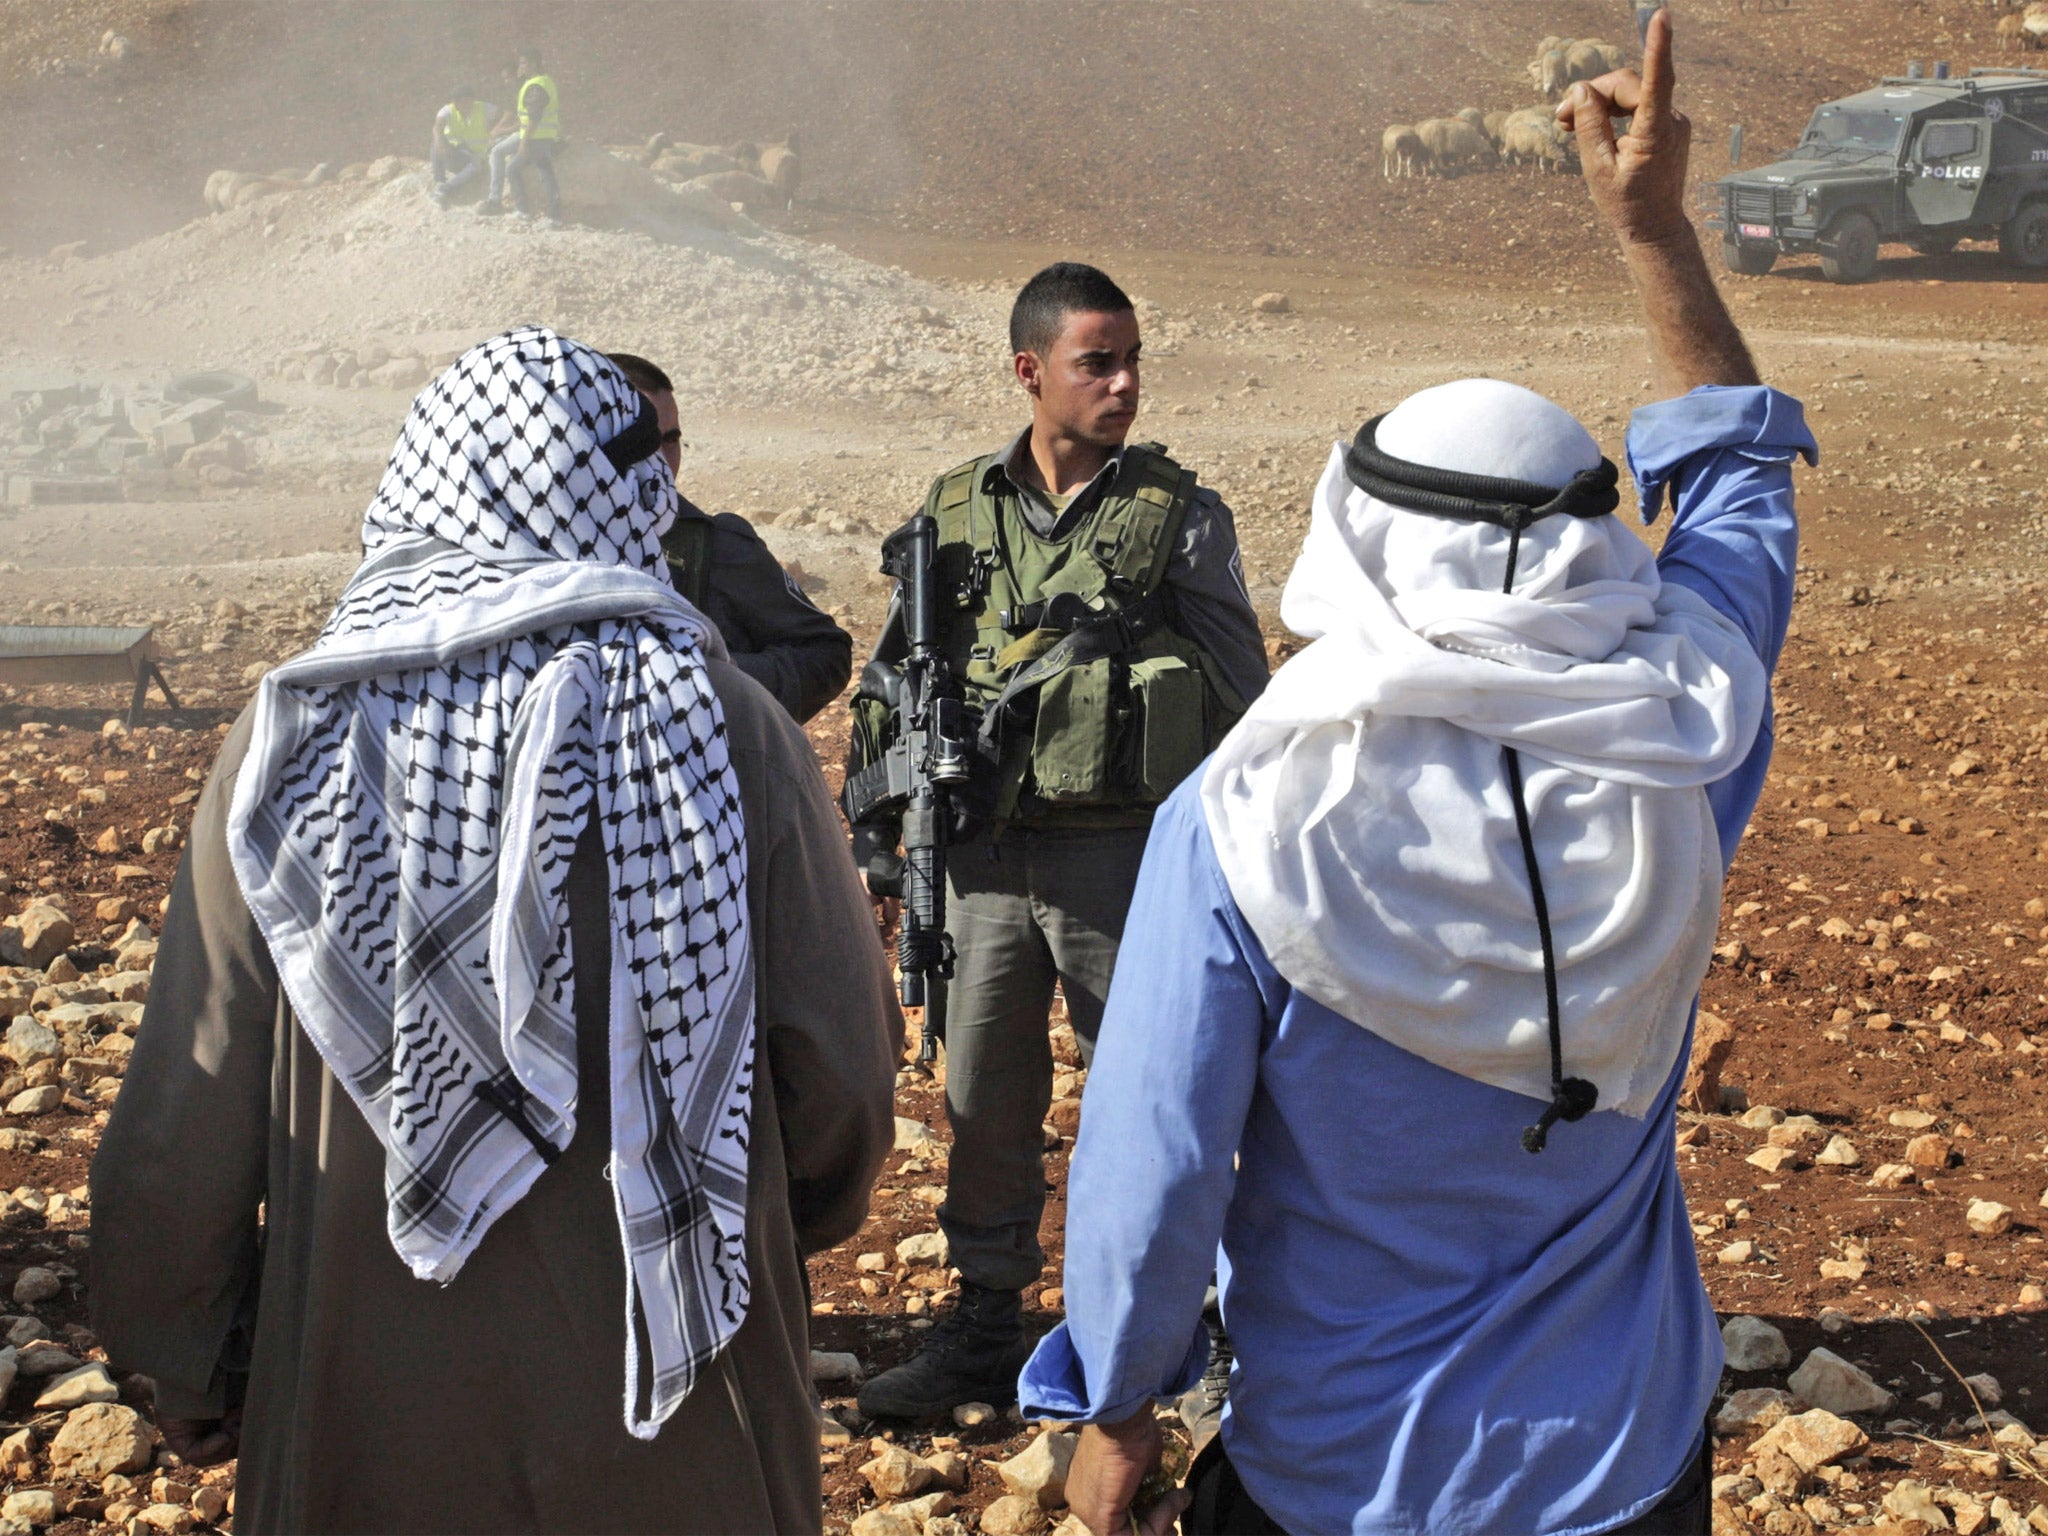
[{"left": 3, "top": 1, "right": 2048, "bottom": 1534}]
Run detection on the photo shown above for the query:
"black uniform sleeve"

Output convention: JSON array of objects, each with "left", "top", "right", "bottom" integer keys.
[
  {"left": 1164, "top": 487, "right": 1270, "bottom": 708},
  {"left": 706, "top": 515, "right": 853, "bottom": 724}
]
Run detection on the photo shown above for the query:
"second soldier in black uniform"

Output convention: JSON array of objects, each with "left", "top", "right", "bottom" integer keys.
[
  {"left": 846, "top": 264, "right": 1268, "bottom": 1421},
  {"left": 609, "top": 353, "right": 853, "bottom": 722}
]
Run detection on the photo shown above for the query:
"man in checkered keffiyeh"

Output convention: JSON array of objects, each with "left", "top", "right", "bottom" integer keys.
[{"left": 226, "top": 325, "right": 756, "bottom": 1439}]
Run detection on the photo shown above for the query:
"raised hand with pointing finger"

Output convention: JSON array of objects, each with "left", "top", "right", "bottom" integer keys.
[
  {"left": 1557, "top": 9, "right": 1760, "bottom": 396},
  {"left": 1558, "top": 8, "right": 1693, "bottom": 249}
]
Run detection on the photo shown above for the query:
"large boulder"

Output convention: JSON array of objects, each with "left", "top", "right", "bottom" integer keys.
[{"left": 47, "top": 1403, "right": 156, "bottom": 1479}]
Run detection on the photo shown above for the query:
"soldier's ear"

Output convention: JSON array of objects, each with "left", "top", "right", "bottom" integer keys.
[{"left": 1014, "top": 350, "right": 1045, "bottom": 400}]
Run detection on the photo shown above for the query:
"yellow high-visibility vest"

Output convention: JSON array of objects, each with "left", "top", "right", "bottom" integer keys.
[
  {"left": 441, "top": 100, "right": 491, "bottom": 156},
  {"left": 517, "top": 74, "right": 560, "bottom": 140}
]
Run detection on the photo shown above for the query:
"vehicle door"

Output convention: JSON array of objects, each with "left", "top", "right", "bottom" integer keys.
[{"left": 1907, "top": 116, "right": 1991, "bottom": 228}]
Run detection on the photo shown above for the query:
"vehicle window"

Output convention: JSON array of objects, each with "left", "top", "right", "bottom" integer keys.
[
  {"left": 1801, "top": 108, "right": 1907, "bottom": 157},
  {"left": 1919, "top": 122, "right": 1978, "bottom": 161}
]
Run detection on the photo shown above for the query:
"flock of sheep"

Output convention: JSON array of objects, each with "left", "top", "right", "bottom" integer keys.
[
  {"left": 1993, "top": 1, "right": 2048, "bottom": 51},
  {"left": 626, "top": 133, "right": 803, "bottom": 212},
  {"left": 1381, "top": 36, "right": 1627, "bottom": 179}
]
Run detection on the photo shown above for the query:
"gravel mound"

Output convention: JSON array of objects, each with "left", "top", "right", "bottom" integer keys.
[{"left": 89, "top": 172, "right": 1011, "bottom": 413}]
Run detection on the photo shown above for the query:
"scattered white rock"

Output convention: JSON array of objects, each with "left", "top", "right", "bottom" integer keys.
[
  {"left": 1721, "top": 1315, "right": 1792, "bottom": 1372},
  {"left": 810, "top": 1350, "right": 861, "bottom": 1385},
  {"left": 46, "top": 1403, "right": 156, "bottom": 1479},
  {"left": 34, "top": 1364, "right": 118, "bottom": 1409},
  {"left": 979, "top": 1494, "right": 1050, "bottom": 1536},
  {"left": 860, "top": 1445, "right": 933, "bottom": 1501},
  {"left": 1714, "top": 1387, "right": 1794, "bottom": 1434},
  {"left": 1752, "top": 1407, "right": 1870, "bottom": 1471},
  {"left": 896, "top": 1231, "right": 948, "bottom": 1267},
  {"left": 1968, "top": 1198, "right": 2014, "bottom": 1236},
  {"left": 952, "top": 1401, "right": 998, "bottom": 1428},
  {"left": 1964, "top": 1372, "right": 2004, "bottom": 1408},
  {"left": 0, "top": 1490, "right": 56, "bottom": 1527},
  {"left": 1, "top": 1019, "right": 59, "bottom": 1070},
  {"left": 1815, "top": 1135, "right": 1861, "bottom": 1167},
  {"left": 894, "top": 1116, "right": 938, "bottom": 1152},
  {"left": 3, "top": 1087, "right": 60, "bottom": 1118},
  {"left": 14, "top": 1341, "right": 79, "bottom": 1377},
  {"left": 1882, "top": 1481, "right": 1950, "bottom": 1530},
  {"left": 998, "top": 1429, "right": 1076, "bottom": 1509},
  {"left": 1745, "top": 1145, "right": 1804, "bottom": 1174},
  {"left": 1788, "top": 1347, "right": 1894, "bottom": 1415}
]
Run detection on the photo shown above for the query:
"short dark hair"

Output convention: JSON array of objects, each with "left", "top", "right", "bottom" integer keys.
[
  {"left": 1009, "top": 262, "right": 1134, "bottom": 357},
  {"left": 606, "top": 351, "right": 673, "bottom": 395}
]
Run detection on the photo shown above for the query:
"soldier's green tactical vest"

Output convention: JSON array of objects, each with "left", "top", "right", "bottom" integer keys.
[
  {"left": 915, "top": 443, "right": 1244, "bottom": 830},
  {"left": 662, "top": 515, "right": 713, "bottom": 609}
]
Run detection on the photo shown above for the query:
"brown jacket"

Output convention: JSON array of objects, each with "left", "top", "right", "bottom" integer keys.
[{"left": 92, "top": 660, "right": 901, "bottom": 1534}]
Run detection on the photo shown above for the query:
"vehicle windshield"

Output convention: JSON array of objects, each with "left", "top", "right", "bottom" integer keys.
[{"left": 1798, "top": 107, "right": 1906, "bottom": 160}]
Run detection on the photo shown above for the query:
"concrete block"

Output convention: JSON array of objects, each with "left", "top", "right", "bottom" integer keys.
[{"left": 148, "top": 397, "right": 224, "bottom": 455}]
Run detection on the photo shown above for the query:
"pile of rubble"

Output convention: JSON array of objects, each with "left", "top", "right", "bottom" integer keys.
[
  {"left": 3, "top": 380, "right": 264, "bottom": 506},
  {"left": 270, "top": 340, "right": 457, "bottom": 393}
]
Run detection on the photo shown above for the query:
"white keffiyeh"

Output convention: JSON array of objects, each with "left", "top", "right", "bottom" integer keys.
[
  {"left": 1202, "top": 380, "right": 1767, "bottom": 1117},
  {"left": 225, "top": 326, "right": 753, "bottom": 1438}
]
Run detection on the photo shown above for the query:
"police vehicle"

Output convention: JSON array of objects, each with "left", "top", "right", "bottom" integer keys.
[{"left": 1707, "top": 67, "right": 2048, "bottom": 282}]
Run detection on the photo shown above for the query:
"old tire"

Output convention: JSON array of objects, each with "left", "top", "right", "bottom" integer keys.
[
  {"left": 2000, "top": 201, "right": 2048, "bottom": 270},
  {"left": 164, "top": 369, "right": 259, "bottom": 410},
  {"left": 1819, "top": 212, "right": 1880, "bottom": 284},
  {"left": 1723, "top": 240, "right": 1777, "bottom": 276},
  {"left": 1910, "top": 234, "right": 1959, "bottom": 258}
]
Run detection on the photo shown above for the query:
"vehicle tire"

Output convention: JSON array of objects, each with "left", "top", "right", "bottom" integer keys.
[
  {"left": 1818, "top": 212, "right": 1881, "bottom": 284},
  {"left": 2000, "top": 200, "right": 2048, "bottom": 270},
  {"left": 1910, "top": 234, "right": 1959, "bottom": 258},
  {"left": 164, "top": 369, "right": 259, "bottom": 410},
  {"left": 1723, "top": 240, "right": 1777, "bottom": 276}
]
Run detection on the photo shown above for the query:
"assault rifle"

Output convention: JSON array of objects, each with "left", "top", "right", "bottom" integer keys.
[{"left": 842, "top": 513, "right": 973, "bottom": 1063}]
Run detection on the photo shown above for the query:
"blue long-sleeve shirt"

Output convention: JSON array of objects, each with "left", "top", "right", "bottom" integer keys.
[{"left": 1018, "top": 387, "right": 1814, "bottom": 1536}]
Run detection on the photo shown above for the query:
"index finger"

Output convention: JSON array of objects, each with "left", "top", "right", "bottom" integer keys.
[{"left": 1635, "top": 8, "right": 1677, "bottom": 133}]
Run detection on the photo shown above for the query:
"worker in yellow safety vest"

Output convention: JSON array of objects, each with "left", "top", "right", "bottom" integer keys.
[
  {"left": 429, "top": 85, "right": 497, "bottom": 206},
  {"left": 481, "top": 49, "right": 562, "bottom": 223}
]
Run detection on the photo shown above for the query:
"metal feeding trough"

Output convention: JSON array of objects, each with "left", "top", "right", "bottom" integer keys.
[{"left": 0, "top": 626, "right": 181, "bottom": 725}]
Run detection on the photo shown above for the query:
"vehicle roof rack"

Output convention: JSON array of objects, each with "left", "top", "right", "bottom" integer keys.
[{"left": 1967, "top": 66, "right": 2048, "bottom": 81}]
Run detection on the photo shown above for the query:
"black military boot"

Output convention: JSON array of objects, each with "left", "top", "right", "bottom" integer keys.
[{"left": 857, "top": 1282, "right": 1033, "bottom": 1420}]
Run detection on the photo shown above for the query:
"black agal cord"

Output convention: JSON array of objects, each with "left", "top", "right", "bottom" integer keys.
[{"left": 1344, "top": 415, "right": 1617, "bottom": 1153}]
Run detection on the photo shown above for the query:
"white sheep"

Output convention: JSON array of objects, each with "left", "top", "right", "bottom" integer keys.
[
  {"left": 1564, "top": 39, "right": 1628, "bottom": 86},
  {"left": 1416, "top": 117, "right": 1495, "bottom": 176},
  {"left": 1382, "top": 124, "right": 1424, "bottom": 179},
  {"left": 1500, "top": 110, "right": 1576, "bottom": 173}
]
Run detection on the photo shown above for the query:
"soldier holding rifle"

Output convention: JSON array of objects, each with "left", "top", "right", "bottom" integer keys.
[{"left": 845, "top": 263, "right": 1268, "bottom": 1420}]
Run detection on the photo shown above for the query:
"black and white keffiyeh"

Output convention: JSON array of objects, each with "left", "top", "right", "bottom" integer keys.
[{"left": 225, "top": 325, "right": 753, "bottom": 1438}]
